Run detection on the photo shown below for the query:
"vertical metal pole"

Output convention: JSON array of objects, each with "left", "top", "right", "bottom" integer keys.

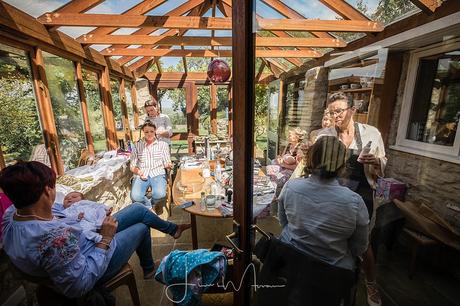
[{"left": 232, "top": 0, "right": 255, "bottom": 304}]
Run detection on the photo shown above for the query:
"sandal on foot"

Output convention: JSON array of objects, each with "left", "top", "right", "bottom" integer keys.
[
  {"left": 365, "top": 280, "right": 382, "bottom": 306},
  {"left": 173, "top": 223, "right": 191, "bottom": 239}
]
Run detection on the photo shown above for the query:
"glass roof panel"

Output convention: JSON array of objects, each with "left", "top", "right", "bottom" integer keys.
[
  {"left": 214, "top": 30, "right": 232, "bottom": 37},
  {"left": 125, "top": 56, "right": 143, "bottom": 67},
  {"left": 112, "top": 28, "right": 140, "bottom": 35},
  {"left": 184, "top": 30, "right": 212, "bottom": 37},
  {"left": 147, "top": 0, "right": 188, "bottom": 15},
  {"left": 4, "top": 0, "right": 70, "bottom": 18},
  {"left": 58, "top": 26, "right": 96, "bottom": 38},
  {"left": 90, "top": 45, "right": 112, "bottom": 52},
  {"left": 279, "top": 0, "right": 341, "bottom": 20},
  {"left": 345, "top": 0, "right": 420, "bottom": 25},
  {"left": 256, "top": 1, "right": 285, "bottom": 18},
  {"left": 86, "top": 0, "right": 143, "bottom": 14}
]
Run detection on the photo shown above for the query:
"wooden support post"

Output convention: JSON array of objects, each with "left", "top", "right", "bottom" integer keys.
[
  {"left": 0, "top": 148, "right": 6, "bottom": 169},
  {"left": 131, "top": 82, "right": 139, "bottom": 128},
  {"left": 29, "top": 48, "right": 64, "bottom": 175},
  {"left": 75, "top": 62, "right": 95, "bottom": 154},
  {"left": 186, "top": 82, "right": 199, "bottom": 154},
  {"left": 232, "top": 0, "right": 255, "bottom": 304},
  {"left": 375, "top": 52, "right": 404, "bottom": 144},
  {"left": 100, "top": 66, "right": 118, "bottom": 149},
  {"left": 210, "top": 84, "right": 217, "bottom": 134},
  {"left": 119, "top": 78, "right": 131, "bottom": 141}
]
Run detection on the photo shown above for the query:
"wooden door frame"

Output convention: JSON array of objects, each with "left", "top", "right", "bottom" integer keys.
[{"left": 231, "top": 0, "right": 255, "bottom": 304}]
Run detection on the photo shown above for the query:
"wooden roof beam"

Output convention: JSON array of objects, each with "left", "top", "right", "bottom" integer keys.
[
  {"left": 77, "top": 0, "right": 168, "bottom": 40},
  {"left": 318, "top": 0, "right": 370, "bottom": 20},
  {"left": 118, "top": 0, "right": 207, "bottom": 66},
  {"left": 144, "top": 71, "right": 274, "bottom": 82},
  {"left": 41, "top": 0, "right": 106, "bottom": 31},
  {"left": 259, "top": 0, "right": 335, "bottom": 39},
  {"left": 39, "top": 15, "right": 383, "bottom": 32},
  {"left": 102, "top": 48, "right": 322, "bottom": 58},
  {"left": 78, "top": 35, "right": 346, "bottom": 47},
  {"left": 409, "top": 0, "right": 442, "bottom": 14},
  {"left": 258, "top": 19, "right": 383, "bottom": 32}
]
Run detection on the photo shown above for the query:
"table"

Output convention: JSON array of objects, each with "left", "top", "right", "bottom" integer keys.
[
  {"left": 172, "top": 168, "right": 231, "bottom": 249},
  {"left": 173, "top": 167, "right": 275, "bottom": 249}
]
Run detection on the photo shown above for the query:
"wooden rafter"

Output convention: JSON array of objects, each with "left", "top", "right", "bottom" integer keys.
[
  {"left": 77, "top": 0, "right": 168, "bottom": 40},
  {"left": 260, "top": 0, "right": 336, "bottom": 39},
  {"left": 78, "top": 35, "right": 345, "bottom": 47},
  {"left": 258, "top": 18, "right": 383, "bottom": 32},
  {"left": 102, "top": 48, "right": 322, "bottom": 58},
  {"left": 318, "top": 0, "right": 370, "bottom": 20},
  {"left": 144, "top": 72, "right": 274, "bottom": 84},
  {"left": 120, "top": 0, "right": 207, "bottom": 67},
  {"left": 129, "top": 1, "right": 211, "bottom": 73},
  {"left": 38, "top": 14, "right": 383, "bottom": 32},
  {"left": 43, "top": 0, "right": 105, "bottom": 31},
  {"left": 409, "top": 0, "right": 442, "bottom": 14},
  {"left": 42, "top": 0, "right": 104, "bottom": 15}
]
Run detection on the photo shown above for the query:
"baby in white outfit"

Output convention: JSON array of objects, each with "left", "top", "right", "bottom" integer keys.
[{"left": 59, "top": 191, "right": 112, "bottom": 243}]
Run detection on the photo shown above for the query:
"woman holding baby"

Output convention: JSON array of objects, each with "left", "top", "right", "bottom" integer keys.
[{"left": 0, "top": 161, "right": 190, "bottom": 298}]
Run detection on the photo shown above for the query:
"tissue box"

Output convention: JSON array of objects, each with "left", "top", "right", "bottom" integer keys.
[{"left": 375, "top": 177, "right": 407, "bottom": 204}]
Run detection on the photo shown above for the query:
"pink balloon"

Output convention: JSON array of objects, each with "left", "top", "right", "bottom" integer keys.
[{"left": 207, "top": 59, "right": 231, "bottom": 83}]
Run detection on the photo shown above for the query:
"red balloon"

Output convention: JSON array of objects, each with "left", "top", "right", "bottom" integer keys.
[{"left": 207, "top": 59, "right": 231, "bottom": 83}]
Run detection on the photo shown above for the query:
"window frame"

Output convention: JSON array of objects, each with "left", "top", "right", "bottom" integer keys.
[
  {"left": 0, "top": 40, "right": 47, "bottom": 170},
  {"left": 394, "top": 39, "right": 460, "bottom": 163}
]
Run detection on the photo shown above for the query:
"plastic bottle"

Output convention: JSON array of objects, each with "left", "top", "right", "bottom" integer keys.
[
  {"left": 200, "top": 191, "right": 206, "bottom": 212},
  {"left": 202, "top": 160, "right": 211, "bottom": 178},
  {"left": 215, "top": 163, "right": 222, "bottom": 182},
  {"left": 358, "top": 141, "right": 372, "bottom": 162}
]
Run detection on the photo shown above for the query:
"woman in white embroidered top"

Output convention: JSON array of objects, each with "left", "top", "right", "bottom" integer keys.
[{"left": 130, "top": 121, "right": 171, "bottom": 210}]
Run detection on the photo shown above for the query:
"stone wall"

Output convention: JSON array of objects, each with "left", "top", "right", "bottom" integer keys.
[
  {"left": 385, "top": 52, "right": 460, "bottom": 225},
  {"left": 83, "top": 164, "right": 132, "bottom": 212}
]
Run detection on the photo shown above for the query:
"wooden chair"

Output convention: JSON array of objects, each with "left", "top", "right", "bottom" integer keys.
[
  {"left": 10, "top": 262, "right": 140, "bottom": 306},
  {"left": 403, "top": 228, "right": 439, "bottom": 278}
]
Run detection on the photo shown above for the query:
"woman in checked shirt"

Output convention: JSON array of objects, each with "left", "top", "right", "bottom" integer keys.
[{"left": 130, "top": 121, "right": 171, "bottom": 209}]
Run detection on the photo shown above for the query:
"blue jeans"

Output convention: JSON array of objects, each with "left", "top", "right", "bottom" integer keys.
[
  {"left": 98, "top": 203, "right": 178, "bottom": 282},
  {"left": 130, "top": 174, "right": 167, "bottom": 207}
]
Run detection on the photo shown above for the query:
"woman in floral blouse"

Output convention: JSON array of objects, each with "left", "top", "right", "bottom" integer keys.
[{"left": 0, "top": 161, "right": 190, "bottom": 298}]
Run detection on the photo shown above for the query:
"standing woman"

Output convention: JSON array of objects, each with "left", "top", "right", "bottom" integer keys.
[
  {"left": 130, "top": 121, "right": 171, "bottom": 210},
  {"left": 321, "top": 92, "right": 386, "bottom": 306},
  {"left": 142, "top": 100, "right": 173, "bottom": 145}
]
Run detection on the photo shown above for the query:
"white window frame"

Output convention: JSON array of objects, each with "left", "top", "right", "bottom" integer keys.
[{"left": 393, "top": 39, "right": 460, "bottom": 164}]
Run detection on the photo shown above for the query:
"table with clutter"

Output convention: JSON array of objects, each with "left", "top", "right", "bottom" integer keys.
[{"left": 173, "top": 155, "right": 276, "bottom": 249}]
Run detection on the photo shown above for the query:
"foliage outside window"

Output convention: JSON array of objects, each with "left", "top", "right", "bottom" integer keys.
[
  {"left": 397, "top": 42, "right": 460, "bottom": 161},
  {"left": 43, "top": 52, "right": 86, "bottom": 170},
  {"left": 82, "top": 69, "right": 107, "bottom": 153},
  {"left": 110, "top": 78, "right": 123, "bottom": 131},
  {"left": 0, "top": 44, "right": 44, "bottom": 166},
  {"left": 158, "top": 88, "right": 187, "bottom": 133},
  {"left": 216, "top": 86, "right": 229, "bottom": 138},
  {"left": 198, "top": 86, "right": 211, "bottom": 135}
]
